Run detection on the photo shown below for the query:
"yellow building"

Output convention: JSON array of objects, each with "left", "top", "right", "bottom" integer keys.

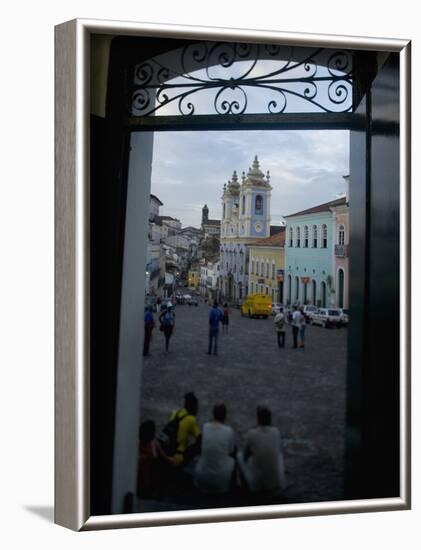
[
  {"left": 188, "top": 270, "right": 200, "bottom": 289},
  {"left": 248, "top": 231, "right": 286, "bottom": 303}
]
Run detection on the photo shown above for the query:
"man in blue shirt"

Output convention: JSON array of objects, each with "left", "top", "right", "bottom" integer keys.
[
  {"left": 207, "top": 301, "right": 223, "bottom": 356},
  {"left": 143, "top": 306, "right": 155, "bottom": 357}
]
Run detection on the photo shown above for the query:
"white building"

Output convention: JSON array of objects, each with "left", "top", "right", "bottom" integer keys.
[{"left": 200, "top": 261, "right": 220, "bottom": 301}]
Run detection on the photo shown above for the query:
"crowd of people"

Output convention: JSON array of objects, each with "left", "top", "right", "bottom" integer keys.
[
  {"left": 137, "top": 392, "right": 286, "bottom": 501},
  {"left": 143, "top": 297, "right": 310, "bottom": 359},
  {"left": 143, "top": 298, "right": 232, "bottom": 357}
]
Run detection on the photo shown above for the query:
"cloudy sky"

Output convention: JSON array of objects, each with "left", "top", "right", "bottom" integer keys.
[{"left": 149, "top": 129, "right": 349, "bottom": 228}]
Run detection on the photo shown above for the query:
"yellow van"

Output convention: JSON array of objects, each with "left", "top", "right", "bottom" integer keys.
[{"left": 241, "top": 294, "right": 272, "bottom": 318}]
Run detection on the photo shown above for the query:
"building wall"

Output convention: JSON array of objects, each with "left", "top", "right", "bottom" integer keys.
[
  {"left": 332, "top": 206, "right": 350, "bottom": 308},
  {"left": 285, "top": 211, "right": 334, "bottom": 307},
  {"left": 248, "top": 246, "right": 285, "bottom": 302},
  {"left": 188, "top": 270, "right": 200, "bottom": 288}
]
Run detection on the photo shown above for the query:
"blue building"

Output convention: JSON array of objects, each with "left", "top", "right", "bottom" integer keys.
[{"left": 284, "top": 197, "right": 347, "bottom": 307}]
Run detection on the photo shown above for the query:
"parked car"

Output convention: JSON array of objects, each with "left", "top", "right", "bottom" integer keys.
[
  {"left": 187, "top": 297, "right": 199, "bottom": 306},
  {"left": 337, "top": 308, "right": 349, "bottom": 325},
  {"left": 241, "top": 294, "right": 272, "bottom": 318},
  {"left": 311, "top": 308, "right": 342, "bottom": 328}
]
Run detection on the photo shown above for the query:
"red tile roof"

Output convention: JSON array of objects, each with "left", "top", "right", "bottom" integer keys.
[
  {"left": 285, "top": 197, "right": 347, "bottom": 218},
  {"left": 251, "top": 229, "right": 285, "bottom": 247}
]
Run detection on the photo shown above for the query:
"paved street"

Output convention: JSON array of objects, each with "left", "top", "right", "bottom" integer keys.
[{"left": 140, "top": 299, "right": 347, "bottom": 505}]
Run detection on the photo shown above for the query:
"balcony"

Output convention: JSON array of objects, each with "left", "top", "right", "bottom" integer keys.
[{"left": 335, "top": 244, "right": 348, "bottom": 258}]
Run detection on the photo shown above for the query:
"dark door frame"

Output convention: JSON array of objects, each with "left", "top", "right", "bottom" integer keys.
[{"left": 90, "top": 35, "right": 401, "bottom": 514}]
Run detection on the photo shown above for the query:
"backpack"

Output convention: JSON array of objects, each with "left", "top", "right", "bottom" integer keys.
[
  {"left": 163, "top": 310, "right": 174, "bottom": 327},
  {"left": 275, "top": 315, "right": 284, "bottom": 329},
  {"left": 157, "top": 410, "right": 188, "bottom": 456}
]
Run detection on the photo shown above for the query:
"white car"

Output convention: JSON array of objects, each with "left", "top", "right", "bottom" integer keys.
[
  {"left": 337, "top": 308, "right": 349, "bottom": 325},
  {"left": 311, "top": 308, "right": 342, "bottom": 328}
]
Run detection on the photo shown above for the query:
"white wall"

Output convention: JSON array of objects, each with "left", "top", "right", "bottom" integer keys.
[
  {"left": 1, "top": 1, "right": 419, "bottom": 548},
  {"left": 112, "top": 132, "right": 154, "bottom": 514}
]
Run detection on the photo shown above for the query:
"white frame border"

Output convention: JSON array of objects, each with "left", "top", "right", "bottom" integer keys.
[{"left": 54, "top": 18, "right": 411, "bottom": 531}]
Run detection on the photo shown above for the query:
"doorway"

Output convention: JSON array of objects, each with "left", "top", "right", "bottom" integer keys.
[{"left": 90, "top": 35, "right": 400, "bottom": 514}]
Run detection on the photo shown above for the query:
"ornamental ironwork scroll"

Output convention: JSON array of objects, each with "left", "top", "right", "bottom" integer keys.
[{"left": 131, "top": 42, "right": 353, "bottom": 117}]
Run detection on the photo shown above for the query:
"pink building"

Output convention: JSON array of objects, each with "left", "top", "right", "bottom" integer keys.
[{"left": 331, "top": 176, "right": 350, "bottom": 309}]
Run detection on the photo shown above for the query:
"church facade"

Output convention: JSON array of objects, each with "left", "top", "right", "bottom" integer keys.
[{"left": 219, "top": 156, "right": 272, "bottom": 303}]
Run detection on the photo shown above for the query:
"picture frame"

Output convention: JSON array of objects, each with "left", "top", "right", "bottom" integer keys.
[{"left": 55, "top": 18, "right": 411, "bottom": 531}]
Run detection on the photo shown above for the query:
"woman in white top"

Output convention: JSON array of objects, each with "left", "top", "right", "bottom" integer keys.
[{"left": 194, "top": 403, "right": 236, "bottom": 493}]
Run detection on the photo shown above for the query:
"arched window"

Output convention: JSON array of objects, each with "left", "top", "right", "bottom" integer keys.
[
  {"left": 322, "top": 224, "right": 328, "bottom": 248},
  {"left": 255, "top": 194, "right": 263, "bottom": 214},
  {"left": 251, "top": 260, "right": 255, "bottom": 274},
  {"left": 289, "top": 227, "right": 293, "bottom": 247},
  {"left": 287, "top": 274, "right": 292, "bottom": 303},
  {"left": 256, "top": 260, "right": 259, "bottom": 276},
  {"left": 241, "top": 195, "right": 246, "bottom": 215},
  {"left": 223, "top": 203, "right": 226, "bottom": 219},
  {"left": 313, "top": 225, "right": 318, "bottom": 248},
  {"left": 296, "top": 226, "right": 301, "bottom": 247},
  {"left": 266, "top": 261, "right": 270, "bottom": 278},
  {"left": 295, "top": 276, "right": 300, "bottom": 301},
  {"left": 272, "top": 262, "right": 275, "bottom": 280},
  {"left": 304, "top": 225, "right": 309, "bottom": 248},
  {"left": 338, "top": 224, "right": 345, "bottom": 245}
]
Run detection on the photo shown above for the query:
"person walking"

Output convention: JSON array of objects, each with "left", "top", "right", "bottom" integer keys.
[
  {"left": 299, "top": 307, "right": 306, "bottom": 348},
  {"left": 273, "top": 308, "right": 286, "bottom": 348},
  {"left": 143, "top": 306, "right": 155, "bottom": 357},
  {"left": 222, "top": 303, "right": 230, "bottom": 333},
  {"left": 159, "top": 305, "right": 175, "bottom": 352},
  {"left": 207, "top": 301, "right": 223, "bottom": 356},
  {"left": 291, "top": 305, "right": 302, "bottom": 349}
]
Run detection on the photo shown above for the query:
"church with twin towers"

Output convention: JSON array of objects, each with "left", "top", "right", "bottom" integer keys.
[{"left": 219, "top": 155, "right": 281, "bottom": 303}]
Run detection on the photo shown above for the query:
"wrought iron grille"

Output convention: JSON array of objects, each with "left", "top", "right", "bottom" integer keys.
[{"left": 131, "top": 42, "right": 353, "bottom": 117}]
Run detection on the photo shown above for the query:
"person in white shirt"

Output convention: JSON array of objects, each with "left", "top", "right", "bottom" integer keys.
[
  {"left": 273, "top": 309, "right": 286, "bottom": 348},
  {"left": 291, "top": 305, "right": 303, "bottom": 349},
  {"left": 237, "top": 406, "right": 286, "bottom": 494},
  {"left": 194, "top": 403, "right": 237, "bottom": 493}
]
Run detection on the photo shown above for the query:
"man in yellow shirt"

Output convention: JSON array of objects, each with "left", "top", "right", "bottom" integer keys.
[{"left": 161, "top": 392, "right": 202, "bottom": 467}]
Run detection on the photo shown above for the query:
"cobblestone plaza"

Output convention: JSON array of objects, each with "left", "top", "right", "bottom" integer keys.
[{"left": 140, "top": 300, "right": 347, "bottom": 505}]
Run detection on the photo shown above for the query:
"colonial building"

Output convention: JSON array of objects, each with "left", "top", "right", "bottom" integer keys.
[
  {"left": 219, "top": 155, "right": 272, "bottom": 303},
  {"left": 146, "top": 194, "right": 165, "bottom": 296},
  {"left": 200, "top": 261, "right": 220, "bottom": 302},
  {"left": 330, "top": 176, "right": 350, "bottom": 308},
  {"left": 201, "top": 204, "right": 221, "bottom": 236},
  {"left": 187, "top": 267, "right": 200, "bottom": 289},
  {"left": 159, "top": 215, "right": 182, "bottom": 238},
  {"left": 284, "top": 195, "right": 348, "bottom": 308},
  {"left": 248, "top": 230, "right": 286, "bottom": 302}
]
